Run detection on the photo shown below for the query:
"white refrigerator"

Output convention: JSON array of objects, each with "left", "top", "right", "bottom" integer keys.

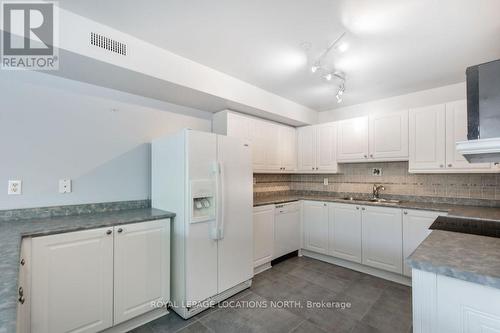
[{"left": 152, "top": 129, "right": 253, "bottom": 319}]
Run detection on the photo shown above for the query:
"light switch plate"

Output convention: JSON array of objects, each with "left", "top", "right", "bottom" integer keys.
[
  {"left": 372, "top": 168, "right": 382, "bottom": 176},
  {"left": 8, "top": 180, "right": 22, "bottom": 195},
  {"left": 323, "top": 178, "right": 329, "bottom": 185},
  {"left": 59, "top": 179, "right": 72, "bottom": 193}
]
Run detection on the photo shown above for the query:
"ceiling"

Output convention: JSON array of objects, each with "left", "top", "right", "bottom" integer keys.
[{"left": 58, "top": 0, "right": 500, "bottom": 111}]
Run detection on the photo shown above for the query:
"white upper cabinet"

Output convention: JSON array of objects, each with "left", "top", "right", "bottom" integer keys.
[
  {"left": 337, "top": 116, "right": 369, "bottom": 161},
  {"left": 297, "top": 126, "right": 316, "bottom": 172},
  {"left": 445, "top": 100, "right": 491, "bottom": 170},
  {"left": 369, "top": 110, "right": 409, "bottom": 160},
  {"left": 316, "top": 123, "right": 338, "bottom": 172},
  {"left": 297, "top": 123, "right": 338, "bottom": 173},
  {"left": 409, "top": 104, "right": 447, "bottom": 171},
  {"left": 213, "top": 110, "right": 296, "bottom": 173},
  {"left": 279, "top": 125, "right": 297, "bottom": 171},
  {"left": 409, "top": 101, "right": 495, "bottom": 173}
]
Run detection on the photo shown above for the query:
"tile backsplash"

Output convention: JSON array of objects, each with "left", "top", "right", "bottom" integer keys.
[{"left": 254, "top": 162, "right": 500, "bottom": 201}]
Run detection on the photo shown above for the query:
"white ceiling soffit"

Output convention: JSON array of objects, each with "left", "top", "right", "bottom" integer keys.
[
  {"left": 57, "top": 0, "right": 500, "bottom": 111},
  {"left": 12, "top": 5, "right": 318, "bottom": 126}
]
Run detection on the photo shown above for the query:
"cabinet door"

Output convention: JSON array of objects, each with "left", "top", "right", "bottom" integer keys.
[
  {"left": 403, "top": 210, "right": 444, "bottom": 277},
  {"left": 31, "top": 227, "right": 113, "bottom": 333},
  {"left": 445, "top": 100, "right": 491, "bottom": 171},
  {"left": 409, "top": 104, "right": 446, "bottom": 171},
  {"left": 226, "top": 112, "right": 251, "bottom": 140},
  {"left": 362, "top": 206, "right": 403, "bottom": 274},
  {"left": 369, "top": 110, "right": 409, "bottom": 160},
  {"left": 316, "top": 123, "right": 338, "bottom": 172},
  {"left": 297, "top": 126, "right": 316, "bottom": 171},
  {"left": 265, "top": 122, "right": 282, "bottom": 171},
  {"left": 250, "top": 119, "right": 268, "bottom": 171},
  {"left": 274, "top": 203, "right": 301, "bottom": 258},
  {"left": 253, "top": 205, "right": 275, "bottom": 267},
  {"left": 337, "top": 117, "right": 369, "bottom": 161},
  {"left": 437, "top": 274, "right": 500, "bottom": 333},
  {"left": 279, "top": 125, "right": 297, "bottom": 171},
  {"left": 114, "top": 220, "right": 170, "bottom": 324},
  {"left": 328, "top": 203, "right": 362, "bottom": 263},
  {"left": 303, "top": 201, "right": 328, "bottom": 254}
]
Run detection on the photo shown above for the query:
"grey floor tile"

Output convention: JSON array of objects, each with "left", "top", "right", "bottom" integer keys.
[
  {"left": 200, "top": 292, "right": 303, "bottom": 333},
  {"left": 350, "top": 322, "right": 384, "bottom": 333},
  {"left": 131, "top": 257, "right": 413, "bottom": 333},
  {"left": 176, "top": 321, "right": 212, "bottom": 333},
  {"left": 288, "top": 265, "right": 351, "bottom": 293},
  {"left": 290, "top": 320, "right": 328, "bottom": 333},
  {"left": 148, "top": 311, "right": 197, "bottom": 333}
]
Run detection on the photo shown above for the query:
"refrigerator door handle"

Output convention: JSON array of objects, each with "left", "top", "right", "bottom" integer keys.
[
  {"left": 218, "top": 161, "right": 225, "bottom": 240},
  {"left": 211, "top": 161, "right": 220, "bottom": 240}
]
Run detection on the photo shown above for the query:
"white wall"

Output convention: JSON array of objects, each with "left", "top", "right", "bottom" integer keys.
[
  {"left": 319, "top": 82, "right": 466, "bottom": 122},
  {"left": 0, "top": 72, "right": 212, "bottom": 210}
]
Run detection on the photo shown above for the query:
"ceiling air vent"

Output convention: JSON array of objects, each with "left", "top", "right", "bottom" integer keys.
[{"left": 90, "top": 32, "right": 127, "bottom": 56}]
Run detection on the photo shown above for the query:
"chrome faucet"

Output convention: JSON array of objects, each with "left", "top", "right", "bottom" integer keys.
[{"left": 372, "top": 184, "right": 385, "bottom": 199}]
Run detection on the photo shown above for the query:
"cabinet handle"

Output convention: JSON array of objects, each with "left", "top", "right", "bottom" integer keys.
[
  {"left": 370, "top": 154, "right": 373, "bottom": 158},
  {"left": 361, "top": 207, "right": 366, "bottom": 210},
  {"left": 106, "top": 229, "right": 112, "bottom": 235},
  {"left": 364, "top": 155, "right": 368, "bottom": 158},
  {"left": 312, "top": 167, "right": 314, "bottom": 170},
  {"left": 316, "top": 167, "right": 319, "bottom": 170},
  {"left": 448, "top": 164, "right": 452, "bottom": 167},
  {"left": 439, "top": 164, "right": 444, "bottom": 168},
  {"left": 20, "top": 259, "right": 25, "bottom": 266},
  {"left": 323, "top": 203, "right": 327, "bottom": 207},
  {"left": 18, "top": 287, "right": 25, "bottom": 304},
  {"left": 118, "top": 228, "right": 123, "bottom": 233},
  {"left": 404, "top": 211, "right": 408, "bottom": 215},
  {"left": 356, "top": 206, "right": 359, "bottom": 210}
]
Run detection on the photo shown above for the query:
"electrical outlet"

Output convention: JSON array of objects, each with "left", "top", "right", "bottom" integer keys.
[
  {"left": 8, "top": 180, "right": 22, "bottom": 195},
  {"left": 59, "top": 179, "right": 72, "bottom": 193},
  {"left": 323, "top": 178, "right": 329, "bottom": 186},
  {"left": 372, "top": 168, "right": 382, "bottom": 176}
]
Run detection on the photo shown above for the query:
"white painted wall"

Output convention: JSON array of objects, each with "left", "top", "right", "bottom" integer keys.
[
  {"left": 0, "top": 72, "right": 211, "bottom": 210},
  {"left": 319, "top": 82, "right": 466, "bottom": 123}
]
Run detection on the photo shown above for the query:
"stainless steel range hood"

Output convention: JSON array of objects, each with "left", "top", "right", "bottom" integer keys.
[{"left": 456, "top": 59, "right": 500, "bottom": 163}]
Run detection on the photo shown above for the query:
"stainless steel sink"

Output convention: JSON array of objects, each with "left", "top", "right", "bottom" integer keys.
[{"left": 341, "top": 197, "right": 401, "bottom": 204}]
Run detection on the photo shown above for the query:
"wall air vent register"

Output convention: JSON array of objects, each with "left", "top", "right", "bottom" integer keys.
[{"left": 90, "top": 32, "right": 127, "bottom": 56}]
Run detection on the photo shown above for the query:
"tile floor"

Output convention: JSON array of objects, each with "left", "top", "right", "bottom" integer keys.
[{"left": 131, "top": 256, "right": 412, "bottom": 333}]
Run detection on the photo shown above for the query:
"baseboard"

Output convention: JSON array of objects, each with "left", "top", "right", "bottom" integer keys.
[
  {"left": 102, "top": 308, "right": 169, "bottom": 333},
  {"left": 271, "top": 250, "right": 299, "bottom": 266},
  {"left": 254, "top": 262, "right": 272, "bottom": 275},
  {"left": 301, "top": 250, "right": 412, "bottom": 286}
]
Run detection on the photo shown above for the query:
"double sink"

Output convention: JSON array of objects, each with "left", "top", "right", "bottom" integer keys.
[{"left": 342, "top": 197, "right": 402, "bottom": 205}]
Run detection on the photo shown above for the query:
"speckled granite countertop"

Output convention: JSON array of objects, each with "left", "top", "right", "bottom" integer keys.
[
  {"left": 407, "top": 230, "right": 500, "bottom": 289},
  {"left": 0, "top": 208, "right": 174, "bottom": 333},
  {"left": 254, "top": 194, "right": 500, "bottom": 221}
]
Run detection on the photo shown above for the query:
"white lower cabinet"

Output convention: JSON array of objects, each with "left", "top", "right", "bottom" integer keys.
[
  {"left": 113, "top": 220, "right": 170, "bottom": 324},
  {"left": 328, "top": 203, "right": 362, "bottom": 263},
  {"left": 31, "top": 227, "right": 114, "bottom": 333},
  {"left": 302, "top": 201, "right": 329, "bottom": 254},
  {"left": 413, "top": 269, "right": 500, "bottom": 333},
  {"left": 274, "top": 202, "right": 300, "bottom": 259},
  {"left": 28, "top": 219, "right": 170, "bottom": 333},
  {"left": 253, "top": 205, "right": 275, "bottom": 267},
  {"left": 361, "top": 206, "right": 403, "bottom": 274},
  {"left": 402, "top": 209, "right": 446, "bottom": 277}
]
